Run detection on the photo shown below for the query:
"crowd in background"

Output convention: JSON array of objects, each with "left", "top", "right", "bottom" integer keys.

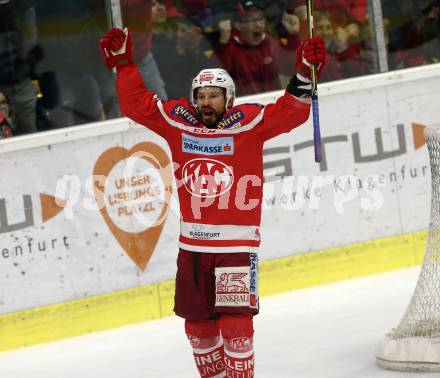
[
  {"left": 383, "top": 0, "right": 440, "bottom": 69},
  {"left": 0, "top": 0, "right": 439, "bottom": 138}
]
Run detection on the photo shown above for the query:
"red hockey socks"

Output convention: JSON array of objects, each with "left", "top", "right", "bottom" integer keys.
[
  {"left": 185, "top": 315, "right": 255, "bottom": 377},
  {"left": 219, "top": 314, "right": 254, "bottom": 378},
  {"left": 185, "top": 319, "right": 225, "bottom": 378}
]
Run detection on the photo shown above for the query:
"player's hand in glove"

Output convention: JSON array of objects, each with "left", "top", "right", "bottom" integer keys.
[
  {"left": 99, "top": 27, "right": 134, "bottom": 70},
  {"left": 295, "top": 36, "right": 327, "bottom": 79}
]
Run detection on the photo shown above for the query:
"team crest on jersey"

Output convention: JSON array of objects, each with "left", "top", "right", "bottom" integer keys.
[
  {"left": 182, "top": 158, "right": 234, "bottom": 198},
  {"left": 217, "top": 110, "right": 244, "bottom": 130},
  {"left": 182, "top": 134, "right": 234, "bottom": 155},
  {"left": 172, "top": 105, "right": 199, "bottom": 126}
]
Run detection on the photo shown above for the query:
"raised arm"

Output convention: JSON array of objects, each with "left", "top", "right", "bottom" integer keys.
[
  {"left": 99, "top": 28, "right": 168, "bottom": 139},
  {"left": 257, "top": 80, "right": 311, "bottom": 142},
  {"left": 257, "top": 36, "right": 326, "bottom": 142}
]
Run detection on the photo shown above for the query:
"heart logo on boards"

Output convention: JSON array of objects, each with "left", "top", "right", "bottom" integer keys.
[{"left": 93, "top": 142, "right": 173, "bottom": 271}]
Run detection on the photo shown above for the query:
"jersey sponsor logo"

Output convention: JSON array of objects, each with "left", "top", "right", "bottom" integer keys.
[
  {"left": 217, "top": 272, "right": 249, "bottom": 293},
  {"left": 215, "top": 267, "right": 251, "bottom": 307},
  {"left": 172, "top": 105, "right": 199, "bottom": 126},
  {"left": 182, "top": 133, "right": 234, "bottom": 156},
  {"left": 194, "top": 350, "right": 224, "bottom": 374},
  {"left": 217, "top": 110, "right": 244, "bottom": 130},
  {"left": 249, "top": 253, "right": 259, "bottom": 308},
  {"left": 182, "top": 158, "right": 234, "bottom": 198},
  {"left": 192, "top": 128, "right": 217, "bottom": 134},
  {"left": 189, "top": 224, "right": 220, "bottom": 240}
]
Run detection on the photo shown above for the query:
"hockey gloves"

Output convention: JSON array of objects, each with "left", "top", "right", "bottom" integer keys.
[
  {"left": 99, "top": 27, "right": 134, "bottom": 70},
  {"left": 295, "top": 36, "right": 327, "bottom": 79}
]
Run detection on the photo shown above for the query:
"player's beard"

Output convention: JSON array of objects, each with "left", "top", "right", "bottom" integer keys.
[{"left": 200, "top": 106, "right": 223, "bottom": 129}]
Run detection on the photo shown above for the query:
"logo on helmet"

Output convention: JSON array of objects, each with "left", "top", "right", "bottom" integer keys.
[{"left": 200, "top": 73, "right": 215, "bottom": 83}]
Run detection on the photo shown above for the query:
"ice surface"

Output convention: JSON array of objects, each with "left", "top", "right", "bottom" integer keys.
[{"left": 0, "top": 267, "right": 437, "bottom": 378}]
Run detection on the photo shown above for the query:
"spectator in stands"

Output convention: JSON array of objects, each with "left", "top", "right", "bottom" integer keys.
[
  {"left": 317, "top": 0, "right": 368, "bottom": 26},
  {"left": 151, "top": 0, "right": 219, "bottom": 99},
  {"left": 174, "top": 0, "right": 212, "bottom": 32},
  {"left": 122, "top": 0, "right": 168, "bottom": 100},
  {"left": 284, "top": 0, "right": 372, "bottom": 79},
  {"left": 312, "top": 11, "right": 342, "bottom": 81},
  {"left": 275, "top": 1, "right": 304, "bottom": 86},
  {"left": 152, "top": 0, "right": 219, "bottom": 98},
  {"left": 215, "top": 0, "right": 300, "bottom": 96},
  {"left": 382, "top": 0, "right": 429, "bottom": 69},
  {"left": 34, "top": 0, "right": 119, "bottom": 128},
  {"left": 0, "top": 0, "right": 38, "bottom": 135},
  {"left": 0, "top": 91, "right": 17, "bottom": 138},
  {"left": 308, "top": 11, "right": 366, "bottom": 81},
  {"left": 290, "top": 0, "right": 368, "bottom": 30},
  {"left": 417, "top": 0, "right": 440, "bottom": 63},
  {"left": 334, "top": 19, "right": 366, "bottom": 76},
  {"left": 174, "top": 0, "right": 236, "bottom": 43}
]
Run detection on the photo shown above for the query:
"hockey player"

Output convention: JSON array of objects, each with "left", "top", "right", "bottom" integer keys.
[{"left": 99, "top": 27, "right": 326, "bottom": 377}]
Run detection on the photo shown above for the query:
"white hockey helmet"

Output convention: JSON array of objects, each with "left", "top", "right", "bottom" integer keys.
[{"left": 191, "top": 68, "right": 236, "bottom": 111}]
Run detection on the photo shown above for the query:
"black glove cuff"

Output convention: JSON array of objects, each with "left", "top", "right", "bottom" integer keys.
[{"left": 286, "top": 74, "right": 312, "bottom": 99}]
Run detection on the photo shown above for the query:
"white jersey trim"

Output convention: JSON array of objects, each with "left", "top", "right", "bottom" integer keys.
[
  {"left": 179, "top": 242, "right": 259, "bottom": 254},
  {"left": 181, "top": 222, "right": 260, "bottom": 241},
  {"left": 156, "top": 99, "right": 265, "bottom": 135}
]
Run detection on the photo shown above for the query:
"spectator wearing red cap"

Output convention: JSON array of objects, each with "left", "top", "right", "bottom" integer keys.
[{"left": 215, "top": 0, "right": 300, "bottom": 96}]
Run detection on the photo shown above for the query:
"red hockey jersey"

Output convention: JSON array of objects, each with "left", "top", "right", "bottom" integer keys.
[{"left": 116, "top": 65, "right": 311, "bottom": 253}]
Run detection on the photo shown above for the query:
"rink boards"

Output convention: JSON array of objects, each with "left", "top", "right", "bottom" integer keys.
[{"left": 1, "top": 64, "right": 439, "bottom": 350}]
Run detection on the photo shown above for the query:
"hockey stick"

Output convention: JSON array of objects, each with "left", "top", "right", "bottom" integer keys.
[{"left": 306, "top": 0, "right": 322, "bottom": 163}]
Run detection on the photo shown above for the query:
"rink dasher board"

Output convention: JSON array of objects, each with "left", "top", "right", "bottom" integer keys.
[{"left": 0, "top": 64, "right": 439, "bottom": 351}]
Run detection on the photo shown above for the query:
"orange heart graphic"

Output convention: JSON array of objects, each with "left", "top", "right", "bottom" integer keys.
[
  {"left": 412, "top": 123, "right": 426, "bottom": 150},
  {"left": 93, "top": 142, "right": 173, "bottom": 271}
]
